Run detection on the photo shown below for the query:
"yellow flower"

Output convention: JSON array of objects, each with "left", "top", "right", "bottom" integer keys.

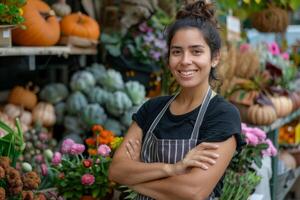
[
  {"left": 111, "top": 137, "right": 123, "bottom": 150},
  {"left": 19, "top": 8, "right": 23, "bottom": 16},
  {"left": 255, "top": 0, "right": 261, "bottom": 3},
  {"left": 243, "top": 0, "right": 250, "bottom": 4}
]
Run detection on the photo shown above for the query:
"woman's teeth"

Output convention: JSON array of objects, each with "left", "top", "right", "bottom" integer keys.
[{"left": 179, "top": 70, "right": 197, "bottom": 77}]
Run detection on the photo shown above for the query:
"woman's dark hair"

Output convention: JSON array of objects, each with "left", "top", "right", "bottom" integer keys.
[{"left": 165, "top": 0, "right": 221, "bottom": 85}]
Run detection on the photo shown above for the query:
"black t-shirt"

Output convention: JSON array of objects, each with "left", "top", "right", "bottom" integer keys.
[{"left": 132, "top": 94, "right": 245, "bottom": 197}]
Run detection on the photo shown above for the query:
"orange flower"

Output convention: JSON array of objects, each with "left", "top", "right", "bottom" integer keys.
[
  {"left": 85, "top": 138, "right": 96, "bottom": 146},
  {"left": 92, "top": 125, "right": 103, "bottom": 134},
  {"left": 88, "top": 149, "right": 97, "bottom": 156}
]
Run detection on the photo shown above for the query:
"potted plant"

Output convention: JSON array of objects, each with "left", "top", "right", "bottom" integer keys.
[
  {"left": 0, "top": 0, "right": 26, "bottom": 47},
  {"left": 47, "top": 125, "right": 123, "bottom": 200},
  {"left": 220, "top": 123, "right": 277, "bottom": 200}
]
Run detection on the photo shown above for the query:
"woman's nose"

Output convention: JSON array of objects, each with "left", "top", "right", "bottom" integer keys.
[{"left": 181, "top": 52, "right": 193, "bottom": 65}]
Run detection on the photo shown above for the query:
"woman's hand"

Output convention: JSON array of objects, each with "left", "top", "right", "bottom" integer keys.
[
  {"left": 170, "top": 142, "right": 220, "bottom": 175},
  {"left": 126, "top": 139, "right": 141, "bottom": 161}
]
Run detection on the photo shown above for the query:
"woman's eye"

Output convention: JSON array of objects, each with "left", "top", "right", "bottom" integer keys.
[
  {"left": 192, "top": 50, "right": 202, "bottom": 55},
  {"left": 171, "top": 50, "right": 181, "bottom": 55}
]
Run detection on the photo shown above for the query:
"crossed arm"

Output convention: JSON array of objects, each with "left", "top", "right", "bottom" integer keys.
[{"left": 108, "top": 122, "right": 237, "bottom": 200}]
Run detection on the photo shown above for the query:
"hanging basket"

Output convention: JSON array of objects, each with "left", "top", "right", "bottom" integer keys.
[{"left": 250, "top": 6, "right": 289, "bottom": 33}]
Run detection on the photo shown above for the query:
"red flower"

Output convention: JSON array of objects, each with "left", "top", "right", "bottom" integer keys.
[{"left": 82, "top": 159, "right": 92, "bottom": 168}]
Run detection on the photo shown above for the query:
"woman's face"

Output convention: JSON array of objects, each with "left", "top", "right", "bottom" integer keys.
[{"left": 168, "top": 27, "right": 219, "bottom": 89}]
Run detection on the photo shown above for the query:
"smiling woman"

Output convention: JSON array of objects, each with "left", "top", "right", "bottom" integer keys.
[{"left": 109, "top": 1, "right": 245, "bottom": 199}]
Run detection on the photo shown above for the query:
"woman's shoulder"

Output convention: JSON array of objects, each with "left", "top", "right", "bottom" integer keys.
[
  {"left": 142, "top": 95, "right": 173, "bottom": 112},
  {"left": 208, "top": 94, "right": 240, "bottom": 116}
]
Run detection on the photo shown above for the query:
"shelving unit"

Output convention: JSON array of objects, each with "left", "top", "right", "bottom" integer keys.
[
  {"left": 255, "top": 108, "right": 300, "bottom": 200},
  {"left": 0, "top": 46, "right": 97, "bottom": 70}
]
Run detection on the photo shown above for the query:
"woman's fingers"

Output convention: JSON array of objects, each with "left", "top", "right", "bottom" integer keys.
[
  {"left": 126, "top": 139, "right": 141, "bottom": 160},
  {"left": 197, "top": 142, "right": 219, "bottom": 150}
]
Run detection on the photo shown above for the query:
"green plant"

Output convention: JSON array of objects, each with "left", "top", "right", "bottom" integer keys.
[
  {"left": 0, "top": 118, "right": 25, "bottom": 166},
  {"left": 0, "top": 0, "right": 26, "bottom": 25}
]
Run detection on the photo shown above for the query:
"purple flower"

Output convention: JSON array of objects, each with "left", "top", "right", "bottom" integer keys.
[
  {"left": 52, "top": 152, "right": 62, "bottom": 166},
  {"left": 143, "top": 33, "right": 155, "bottom": 43},
  {"left": 138, "top": 22, "right": 153, "bottom": 33},
  {"left": 61, "top": 139, "right": 75, "bottom": 154},
  {"left": 39, "top": 132, "right": 48, "bottom": 142},
  {"left": 35, "top": 154, "right": 44, "bottom": 164},
  {"left": 97, "top": 144, "right": 111, "bottom": 157},
  {"left": 81, "top": 173, "right": 95, "bottom": 186},
  {"left": 250, "top": 128, "right": 266, "bottom": 141},
  {"left": 41, "top": 163, "right": 48, "bottom": 176},
  {"left": 150, "top": 50, "right": 161, "bottom": 61}
]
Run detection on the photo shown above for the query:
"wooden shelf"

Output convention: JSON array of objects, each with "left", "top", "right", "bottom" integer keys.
[{"left": 0, "top": 46, "right": 97, "bottom": 57}]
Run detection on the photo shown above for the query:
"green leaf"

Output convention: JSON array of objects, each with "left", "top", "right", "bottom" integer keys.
[{"left": 106, "top": 44, "right": 121, "bottom": 57}]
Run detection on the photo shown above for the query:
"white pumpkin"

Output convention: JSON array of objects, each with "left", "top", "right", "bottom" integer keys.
[
  {"left": 19, "top": 110, "right": 32, "bottom": 125},
  {"left": 3, "top": 104, "right": 22, "bottom": 119},
  {"left": 270, "top": 96, "right": 293, "bottom": 118},
  {"left": 32, "top": 102, "right": 56, "bottom": 127}
]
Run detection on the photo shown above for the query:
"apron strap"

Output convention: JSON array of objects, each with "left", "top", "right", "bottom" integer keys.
[
  {"left": 147, "top": 93, "right": 178, "bottom": 133},
  {"left": 190, "top": 87, "right": 212, "bottom": 140}
]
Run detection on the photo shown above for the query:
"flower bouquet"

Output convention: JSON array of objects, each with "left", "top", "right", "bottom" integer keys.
[
  {"left": 220, "top": 123, "right": 277, "bottom": 200},
  {"left": 48, "top": 125, "right": 123, "bottom": 200}
]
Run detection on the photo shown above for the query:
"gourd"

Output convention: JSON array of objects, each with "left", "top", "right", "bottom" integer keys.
[
  {"left": 12, "top": 0, "right": 60, "bottom": 46},
  {"left": 8, "top": 85, "right": 38, "bottom": 110},
  {"left": 51, "top": 0, "right": 71, "bottom": 18},
  {"left": 3, "top": 104, "right": 22, "bottom": 119},
  {"left": 88, "top": 87, "right": 109, "bottom": 105},
  {"left": 19, "top": 110, "right": 32, "bottom": 126},
  {"left": 70, "top": 71, "right": 95, "bottom": 93},
  {"left": 63, "top": 115, "right": 84, "bottom": 134},
  {"left": 99, "top": 69, "right": 124, "bottom": 92},
  {"left": 55, "top": 102, "right": 66, "bottom": 124},
  {"left": 32, "top": 102, "right": 56, "bottom": 127},
  {"left": 247, "top": 104, "right": 277, "bottom": 125},
  {"left": 289, "top": 92, "right": 300, "bottom": 111},
  {"left": 66, "top": 92, "right": 88, "bottom": 115},
  {"left": 60, "top": 12, "right": 100, "bottom": 40},
  {"left": 124, "top": 81, "right": 146, "bottom": 105},
  {"left": 39, "top": 83, "right": 69, "bottom": 104},
  {"left": 81, "top": 104, "right": 107, "bottom": 128},
  {"left": 104, "top": 118, "right": 124, "bottom": 136},
  {"left": 270, "top": 96, "right": 293, "bottom": 118},
  {"left": 105, "top": 91, "right": 132, "bottom": 117},
  {"left": 86, "top": 63, "right": 106, "bottom": 84},
  {"left": 120, "top": 106, "right": 139, "bottom": 127}
]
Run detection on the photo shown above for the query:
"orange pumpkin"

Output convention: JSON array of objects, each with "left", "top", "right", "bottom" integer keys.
[
  {"left": 60, "top": 12, "right": 100, "bottom": 40},
  {"left": 8, "top": 85, "right": 38, "bottom": 110},
  {"left": 12, "top": 0, "right": 60, "bottom": 46}
]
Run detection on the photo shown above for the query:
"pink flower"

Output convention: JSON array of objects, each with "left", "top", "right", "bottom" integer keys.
[
  {"left": 35, "top": 154, "right": 44, "bottom": 164},
  {"left": 245, "top": 132, "right": 259, "bottom": 146},
  {"left": 268, "top": 42, "right": 280, "bottom": 55},
  {"left": 281, "top": 52, "right": 289, "bottom": 60},
  {"left": 52, "top": 152, "right": 62, "bottom": 166},
  {"left": 41, "top": 163, "right": 48, "bottom": 176},
  {"left": 262, "top": 139, "right": 277, "bottom": 157},
  {"left": 97, "top": 144, "right": 111, "bottom": 157},
  {"left": 250, "top": 128, "right": 266, "bottom": 141},
  {"left": 81, "top": 173, "right": 95, "bottom": 186},
  {"left": 240, "top": 43, "right": 251, "bottom": 53},
  {"left": 61, "top": 139, "right": 75, "bottom": 154},
  {"left": 39, "top": 132, "right": 48, "bottom": 142},
  {"left": 70, "top": 144, "right": 85, "bottom": 155}
]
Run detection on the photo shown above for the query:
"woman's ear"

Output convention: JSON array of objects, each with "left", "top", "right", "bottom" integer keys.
[{"left": 212, "top": 51, "right": 221, "bottom": 68}]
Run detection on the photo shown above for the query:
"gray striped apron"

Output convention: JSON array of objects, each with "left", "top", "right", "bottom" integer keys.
[{"left": 137, "top": 87, "right": 215, "bottom": 200}]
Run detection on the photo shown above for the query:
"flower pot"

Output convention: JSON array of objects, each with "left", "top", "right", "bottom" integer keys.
[
  {"left": 0, "top": 25, "right": 15, "bottom": 47},
  {"left": 250, "top": 6, "right": 289, "bottom": 33}
]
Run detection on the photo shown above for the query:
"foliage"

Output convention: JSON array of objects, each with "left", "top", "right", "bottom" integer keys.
[
  {"left": 220, "top": 123, "right": 277, "bottom": 200},
  {"left": 0, "top": 0, "right": 26, "bottom": 25},
  {"left": 47, "top": 125, "right": 123, "bottom": 199},
  {"left": 0, "top": 118, "right": 25, "bottom": 166}
]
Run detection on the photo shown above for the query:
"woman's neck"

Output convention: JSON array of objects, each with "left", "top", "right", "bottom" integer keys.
[{"left": 170, "top": 83, "right": 210, "bottom": 115}]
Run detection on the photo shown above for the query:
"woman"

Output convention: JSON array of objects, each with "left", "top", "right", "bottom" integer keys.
[{"left": 109, "top": 1, "right": 244, "bottom": 199}]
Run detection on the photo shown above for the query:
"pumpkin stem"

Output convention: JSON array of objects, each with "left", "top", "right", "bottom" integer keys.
[{"left": 40, "top": 10, "right": 56, "bottom": 19}]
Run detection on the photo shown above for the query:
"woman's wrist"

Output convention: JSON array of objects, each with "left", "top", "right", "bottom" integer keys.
[{"left": 163, "top": 164, "right": 176, "bottom": 176}]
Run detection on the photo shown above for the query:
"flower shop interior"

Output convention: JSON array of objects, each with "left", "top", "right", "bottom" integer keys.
[{"left": 1, "top": 0, "right": 300, "bottom": 199}]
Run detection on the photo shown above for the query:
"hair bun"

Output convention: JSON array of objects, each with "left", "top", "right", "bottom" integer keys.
[{"left": 176, "top": 0, "right": 216, "bottom": 24}]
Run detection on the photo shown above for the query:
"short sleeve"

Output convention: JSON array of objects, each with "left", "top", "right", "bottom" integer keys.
[
  {"left": 200, "top": 100, "right": 246, "bottom": 151},
  {"left": 132, "top": 96, "right": 171, "bottom": 135}
]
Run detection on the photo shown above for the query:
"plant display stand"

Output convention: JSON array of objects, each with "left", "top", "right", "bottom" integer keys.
[{"left": 255, "top": 108, "right": 300, "bottom": 200}]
